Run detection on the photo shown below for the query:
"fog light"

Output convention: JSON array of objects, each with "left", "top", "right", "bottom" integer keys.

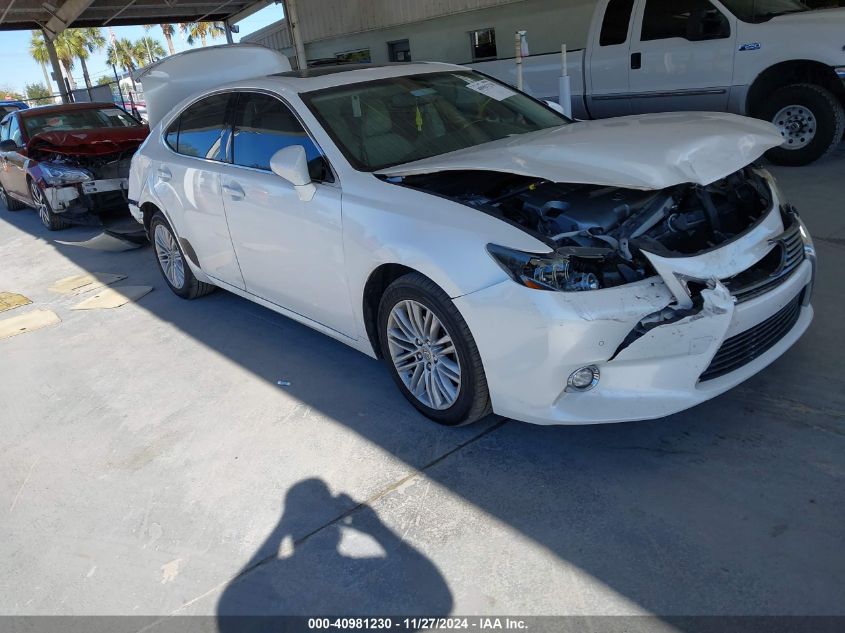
[{"left": 567, "top": 365, "right": 600, "bottom": 392}]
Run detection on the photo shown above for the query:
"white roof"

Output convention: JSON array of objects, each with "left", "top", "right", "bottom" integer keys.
[{"left": 263, "top": 62, "right": 467, "bottom": 93}]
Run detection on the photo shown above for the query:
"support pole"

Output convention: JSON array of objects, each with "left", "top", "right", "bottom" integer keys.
[
  {"left": 43, "top": 29, "right": 70, "bottom": 104},
  {"left": 283, "top": 0, "right": 307, "bottom": 70},
  {"left": 514, "top": 31, "right": 524, "bottom": 92},
  {"left": 112, "top": 64, "right": 125, "bottom": 108},
  {"left": 558, "top": 43, "right": 573, "bottom": 118}
]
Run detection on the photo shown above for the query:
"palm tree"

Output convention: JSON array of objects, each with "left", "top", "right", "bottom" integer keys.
[
  {"left": 145, "top": 23, "right": 176, "bottom": 56},
  {"left": 76, "top": 28, "right": 106, "bottom": 89},
  {"left": 106, "top": 37, "right": 138, "bottom": 91},
  {"left": 28, "top": 31, "right": 54, "bottom": 96},
  {"left": 179, "top": 21, "right": 225, "bottom": 47},
  {"left": 133, "top": 37, "right": 166, "bottom": 66},
  {"left": 49, "top": 31, "right": 87, "bottom": 91}
]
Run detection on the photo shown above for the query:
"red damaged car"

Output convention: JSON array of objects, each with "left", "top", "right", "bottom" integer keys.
[{"left": 0, "top": 102, "right": 148, "bottom": 230}]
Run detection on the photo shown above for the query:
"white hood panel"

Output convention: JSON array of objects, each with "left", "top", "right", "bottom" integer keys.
[{"left": 378, "top": 112, "right": 784, "bottom": 190}]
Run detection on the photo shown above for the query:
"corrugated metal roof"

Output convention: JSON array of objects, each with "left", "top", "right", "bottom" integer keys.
[{"left": 0, "top": 0, "right": 270, "bottom": 32}]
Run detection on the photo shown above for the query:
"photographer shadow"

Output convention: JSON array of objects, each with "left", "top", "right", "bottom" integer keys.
[{"left": 217, "top": 478, "right": 452, "bottom": 629}]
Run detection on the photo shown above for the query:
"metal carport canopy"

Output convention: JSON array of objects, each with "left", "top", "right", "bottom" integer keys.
[{"left": 0, "top": 0, "right": 275, "bottom": 35}]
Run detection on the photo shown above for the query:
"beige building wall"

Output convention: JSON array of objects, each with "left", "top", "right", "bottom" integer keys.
[{"left": 244, "top": 0, "right": 596, "bottom": 65}]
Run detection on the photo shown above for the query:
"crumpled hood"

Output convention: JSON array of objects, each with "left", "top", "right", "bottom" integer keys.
[
  {"left": 377, "top": 112, "right": 784, "bottom": 189},
  {"left": 28, "top": 126, "right": 149, "bottom": 156}
]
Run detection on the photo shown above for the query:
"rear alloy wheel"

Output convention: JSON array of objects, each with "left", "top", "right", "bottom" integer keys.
[
  {"left": 149, "top": 212, "right": 216, "bottom": 300},
  {"left": 762, "top": 83, "right": 845, "bottom": 166},
  {"left": 30, "top": 180, "right": 70, "bottom": 231},
  {"left": 378, "top": 272, "right": 491, "bottom": 426},
  {"left": 0, "top": 183, "right": 25, "bottom": 211}
]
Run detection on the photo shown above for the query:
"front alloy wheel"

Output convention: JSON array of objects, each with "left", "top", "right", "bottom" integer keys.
[
  {"left": 387, "top": 299, "right": 462, "bottom": 410},
  {"left": 378, "top": 272, "right": 491, "bottom": 426},
  {"left": 30, "top": 181, "right": 69, "bottom": 230}
]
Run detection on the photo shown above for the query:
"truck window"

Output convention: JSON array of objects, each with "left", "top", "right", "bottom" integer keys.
[
  {"left": 641, "top": 0, "right": 730, "bottom": 41},
  {"left": 600, "top": 0, "right": 636, "bottom": 46}
]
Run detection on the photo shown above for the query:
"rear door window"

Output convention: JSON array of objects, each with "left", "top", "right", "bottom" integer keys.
[{"left": 174, "top": 93, "right": 232, "bottom": 161}]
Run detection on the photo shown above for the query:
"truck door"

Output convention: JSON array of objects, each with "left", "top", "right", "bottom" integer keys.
[
  {"left": 627, "top": 0, "right": 736, "bottom": 114},
  {"left": 586, "top": 0, "right": 637, "bottom": 118}
]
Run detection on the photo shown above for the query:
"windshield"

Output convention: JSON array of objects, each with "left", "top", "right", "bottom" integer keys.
[
  {"left": 720, "top": 0, "right": 810, "bottom": 22},
  {"left": 302, "top": 71, "right": 568, "bottom": 171},
  {"left": 22, "top": 106, "right": 140, "bottom": 137}
]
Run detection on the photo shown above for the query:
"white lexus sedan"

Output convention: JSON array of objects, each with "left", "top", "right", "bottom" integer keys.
[{"left": 128, "top": 56, "right": 815, "bottom": 427}]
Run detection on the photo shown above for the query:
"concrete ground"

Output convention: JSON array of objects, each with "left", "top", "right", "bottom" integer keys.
[{"left": 0, "top": 147, "right": 843, "bottom": 623}]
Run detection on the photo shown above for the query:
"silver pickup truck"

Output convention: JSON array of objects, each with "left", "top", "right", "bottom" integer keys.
[{"left": 472, "top": 0, "right": 845, "bottom": 166}]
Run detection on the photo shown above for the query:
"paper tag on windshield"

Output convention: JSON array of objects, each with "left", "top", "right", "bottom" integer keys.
[{"left": 466, "top": 79, "right": 517, "bottom": 101}]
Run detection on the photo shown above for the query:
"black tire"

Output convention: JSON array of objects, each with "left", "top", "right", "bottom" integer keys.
[
  {"left": 0, "top": 183, "right": 25, "bottom": 211},
  {"left": 30, "top": 179, "right": 70, "bottom": 231},
  {"left": 378, "top": 272, "right": 492, "bottom": 426},
  {"left": 761, "top": 83, "right": 845, "bottom": 167},
  {"left": 149, "top": 212, "right": 216, "bottom": 300}
]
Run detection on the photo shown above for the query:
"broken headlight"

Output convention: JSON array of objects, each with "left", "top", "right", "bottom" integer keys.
[
  {"left": 39, "top": 164, "right": 93, "bottom": 186},
  {"left": 487, "top": 243, "right": 601, "bottom": 292}
]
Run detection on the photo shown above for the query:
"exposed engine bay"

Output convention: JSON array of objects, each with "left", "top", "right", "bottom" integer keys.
[
  {"left": 27, "top": 127, "right": 148, "bottom": 221},
  {"left": 391, "top": 167, "right": 773, "bottom": 291},
  {"left": 32, "top": 149, "right": 134, "bottom": 214}
]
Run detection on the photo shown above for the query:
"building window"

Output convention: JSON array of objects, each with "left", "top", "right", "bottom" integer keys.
[
  {"left": 335, "top": 48, "right": 371, "bottom": 64},
  {"left": 470, "top": 28, "right": 497, "bottom": 61},
  {"left": 388, "top": 39, "right": 411, "bottom": 62}
]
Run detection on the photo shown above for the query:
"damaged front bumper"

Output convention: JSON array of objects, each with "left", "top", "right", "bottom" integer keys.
[
  {"left": 42, "top": 178, "right": 129, "bottom": 218},
  {"left": 455, "top": 253, "right": 814, "bottom": 426}
]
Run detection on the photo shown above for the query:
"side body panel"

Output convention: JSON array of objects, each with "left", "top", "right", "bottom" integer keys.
[
  {"left": 217, "top": 163, "right": 355, "bottom": 337},
  {"left": 146, "top": 134, "right": 246, "bottom": 290}
]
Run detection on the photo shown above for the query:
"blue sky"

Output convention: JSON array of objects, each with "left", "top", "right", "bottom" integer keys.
[{"left": 0, "top": 4, "right": 282, "bottom": 96}]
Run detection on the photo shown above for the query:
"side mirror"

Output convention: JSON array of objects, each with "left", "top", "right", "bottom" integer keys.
[
  {"left": 0, "top": 139, "right": 18, "bottom": 152},
  {"left": 270, "top": 145, "right": 316, "bottom": 202}
]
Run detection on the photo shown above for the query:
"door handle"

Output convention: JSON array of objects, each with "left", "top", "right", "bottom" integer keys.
[
  {"left": 222, "top": 182, "right": 245, "bottom": 200},
  {"left": 631, "top": 52, "right": 642, "bottom": 70},
  {"left": 156, "top": 166, "right": 172, "bottom": 181}
]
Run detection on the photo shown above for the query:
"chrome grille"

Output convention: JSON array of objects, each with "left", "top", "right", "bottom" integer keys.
[
  {"left": 699, "top": 291, "right": 804, "bottom": 382},
  {"left": 723, "top": 217, "right": 805, "bottom": 304}
]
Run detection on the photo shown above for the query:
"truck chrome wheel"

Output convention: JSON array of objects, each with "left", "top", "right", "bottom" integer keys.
[
  {"left": 386, "top": 299, "right": 462, "bottom": 410},
  {"left": 772, "top": 105, "right": 816, "bottom": 150},
  {"left": 154, "top": 223, "right": 186, "bottom": 290}
]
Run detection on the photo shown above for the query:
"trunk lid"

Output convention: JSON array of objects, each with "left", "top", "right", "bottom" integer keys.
[{"left": 137, "top": 44, "right": 292, "bottom": 128}]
